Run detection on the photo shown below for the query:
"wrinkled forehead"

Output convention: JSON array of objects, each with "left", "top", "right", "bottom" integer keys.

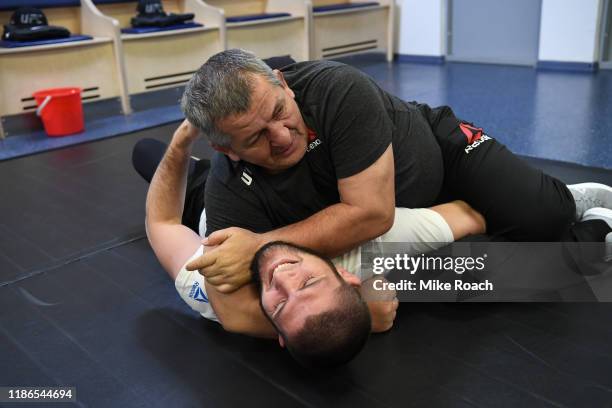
[
  {"left": 240, "top": 72, "right": 280, "bottom": 106},
  {"left": 217, "top": 75, "right": 283, "bottom": 132}
]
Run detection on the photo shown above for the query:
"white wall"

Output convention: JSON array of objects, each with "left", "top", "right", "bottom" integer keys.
[
  {"left": 395, "top": 0, "right": 605, "bottom": 63},
  {"left": 538, "top": 0, "right": 603, "bottom": 62},
  {"left": 395, "top": 0, "right": 445, "bottom": 56}
]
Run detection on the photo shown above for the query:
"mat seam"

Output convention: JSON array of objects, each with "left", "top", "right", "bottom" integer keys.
[{"left": 0, "top": 233, "right": 147, "bottom": 289}]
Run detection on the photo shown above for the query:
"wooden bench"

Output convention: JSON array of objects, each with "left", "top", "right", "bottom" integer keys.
[
  {"left": 90, "top": 0, "right": 225, "bottom": 96},
  {"left": 311, "top": 0, "right": 394, "bottom": 61},
  {"left": 204, "top": 0, "right": 310, "bottom": 61},
  {"left": 0, "top": 0, "right": 131, "bottom": 138}
]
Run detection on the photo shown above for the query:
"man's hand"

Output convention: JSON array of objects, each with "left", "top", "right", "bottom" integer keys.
[
  {"left": 174, "top": 119, "right": 201, "bottom": 143},
  {"left": 360, "top": 276, "right": 398, "bottom": 333},
  {"left": 368, "top": 297, "right": 399, "bottom": 333},
  {"left": 186, "top": 227, "right": 266, "bottom": 293}
]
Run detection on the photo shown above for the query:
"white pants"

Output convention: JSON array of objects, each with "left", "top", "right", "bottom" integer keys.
[{"left": 331, "top": 207, "right": 454, "bottom": 279}]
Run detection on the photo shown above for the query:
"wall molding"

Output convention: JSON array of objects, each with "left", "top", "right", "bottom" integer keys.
[
  {"left": 395, "top": 54, "right": 445, "bottom": 64},
  {"left": 536, "top": 60, "right": 599, "bottom": 72}
]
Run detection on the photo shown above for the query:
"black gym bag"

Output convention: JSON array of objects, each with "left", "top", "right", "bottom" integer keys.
[
  {"left": 131, "top": 0, "right": 195, "bottom": 28},
  {"left": 2, "top": 7, "right": 70, "bottom": 42}
]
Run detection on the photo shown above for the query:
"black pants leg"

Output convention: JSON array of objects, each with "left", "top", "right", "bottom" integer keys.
[
  {"left": 428, "top": 107, "right": 576, "bottom": 241},
  {"left": 131, "top": 138, "right": 210, "bottom": 233}
]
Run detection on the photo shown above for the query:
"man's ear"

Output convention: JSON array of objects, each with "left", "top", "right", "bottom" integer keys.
[
  {"left": 336, "top": 266, "right": 361, "bottom": 288},
  {"left": 211, "top": 143, "right": 240, "bottom": 162},
  {"left": 278, "top": 334, "right": 285, "bottom": 348},
  {"left": 273, "top": 69, "right": 295, "bottom": 99}
]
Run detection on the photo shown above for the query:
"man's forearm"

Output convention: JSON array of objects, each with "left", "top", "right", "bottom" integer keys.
[
  {"left": 260, "top": 146, "right": 396, "bottom": 257},
  {"left": 262, "top": 202, "right": 393, "bottom": 258},
  {"left": 145, "top": 122, "right": 198, "bottom": 226}
]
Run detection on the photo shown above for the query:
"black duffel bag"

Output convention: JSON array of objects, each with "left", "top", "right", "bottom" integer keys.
[
  {"left": 2, "top": 7, "right": 70, "bottom": 42},
  {"left": 131, "top": 0, "right": 195, "bottom": 28}
]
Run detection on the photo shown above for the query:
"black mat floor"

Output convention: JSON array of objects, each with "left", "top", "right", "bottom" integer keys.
[{"left": 1, "top": 123, "right": 612, "bottom": 407}]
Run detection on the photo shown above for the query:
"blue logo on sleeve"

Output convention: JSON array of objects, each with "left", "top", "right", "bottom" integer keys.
[{"left": 188, "top": 281, "right": 209, "bottom": 303}]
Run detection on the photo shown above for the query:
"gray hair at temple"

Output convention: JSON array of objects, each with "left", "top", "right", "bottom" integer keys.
[{"left": 181, "top": 49, "right": 281, "bottom": 147}]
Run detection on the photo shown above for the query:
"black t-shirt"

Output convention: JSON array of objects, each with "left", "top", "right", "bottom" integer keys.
[{"left": 204, "top": 61, "right": 445, "bottom": 235}]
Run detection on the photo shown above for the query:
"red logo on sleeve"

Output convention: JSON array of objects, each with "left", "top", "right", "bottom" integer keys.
[
  {"left": 459, "top": 123, "right": 484, "bottom": 144},
  {"left": 307, "top": 128, "right": 317, "bottom": 142}
]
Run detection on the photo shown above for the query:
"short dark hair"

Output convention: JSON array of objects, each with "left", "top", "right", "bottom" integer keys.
[{"left": 283, "top": 283, "right": 371, "bottom": 368}]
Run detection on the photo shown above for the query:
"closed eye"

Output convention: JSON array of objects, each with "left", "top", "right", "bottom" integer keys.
[
  {"left": 272, "top": 300, "right": 286, "bottom": 319},
  {"left": 301, "top": 275, "right": 317, "bottom": 289},
  {"left": 273, "top": 104, "right": 285, "bottom": 120},
  {"left": 271, "top": 276, "right": 327, "bottom": 319},
  {"left": 247, "top": 133, "right": 262, "bottom": 147}
]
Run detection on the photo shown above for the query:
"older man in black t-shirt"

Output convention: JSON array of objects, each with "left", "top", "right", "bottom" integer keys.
[
  {"left": 202, "top": 59, "right": 447, "bottom": 235},
  {"left": 179, "top": 49, "right": 583, "bottom": 284}
]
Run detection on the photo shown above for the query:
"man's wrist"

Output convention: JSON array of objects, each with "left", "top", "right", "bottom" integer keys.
[
  {"left": 172, "top": 120, "right": 200, "bottom": 146},
  {"left": 255, "top": 233, "right": 273, "bottom": 253},
  {"left": 260, "top": 231, "right": 285, "bottom": 251}
]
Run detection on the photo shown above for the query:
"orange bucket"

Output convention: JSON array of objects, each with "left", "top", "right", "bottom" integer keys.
[{"left": 33, "top": 87, "right": 84, "bottom": 137}]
